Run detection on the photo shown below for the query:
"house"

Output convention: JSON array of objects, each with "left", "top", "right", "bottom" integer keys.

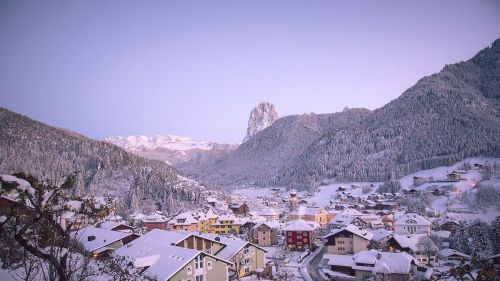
[
  {"left": 229, "top": 202, "right": 249, "bottom": 216},
  {"left": 114, "top": 230, "right": 232, "bottom": 281},
  {"left": 394, "top": 213, "right": 431, "bottom": 235},
  {"left": 98, "top": 221, "right": 134, "bottom": 233},
  {"left": 259, "top": 208, "right": 279, "bottom": 222},
  {"left": 288, "top": 206, "right": 329, "bottom": 227},
  {"left": 168, "top": 212, "right": 199, "bottom": 232},
  {"left": 324, "top": 224, "right": 373, "bottom": 255},
  {"left": 352, "top": 214, "right": 382, "bottom": 229},
  {"left": 283, "top": 220, "right": 319, "bottom": 251},
  {"left": 141, "top": 211, "right": 169, "bottom": 231},
  {"left": 72, "top": 226, "right": 139, "bottom": 258},
  {"left": 199, "top": 234, "right": 267, "bottom": 279},
  {"left": 210, "top": 214, "right": 242, "bottom": 235},
  {"left": 439, "top": 220, "right": 460, "bottom": 233},
  {"left": 323, "top": 250, "right": 417, "bottom": 281},
  {"left": 437, "top": 249, "right": 470, "bottom": 264},
  {"left": 369, "top": 228, "right": 393, "bottom": 251},
  {"left": 388, "top": 234, "right": 438, "bottom": 264},
  {"left": 251, "top": 221, "right": 280, "bottom": 247},
  {"left": 289, "top": 190, "right": 298, "bottom": 209}
]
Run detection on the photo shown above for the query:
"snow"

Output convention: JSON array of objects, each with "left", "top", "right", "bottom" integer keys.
[
  {"left": 104, "top": 135, "right": 216, "bottom": 152},
  {"left": 72, "top": 226, "right": 132, "bottom": 252},
  {"left": 325, "top": 224, "right": 373, "bottom": 241},
  {"left": 283, "top": 220, "right": 319, "bottom": 232}
]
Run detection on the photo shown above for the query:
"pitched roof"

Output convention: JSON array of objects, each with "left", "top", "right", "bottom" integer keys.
[
  {"left": 391, "top": 234, "right": 437, "bottom": 252},
  {"left": 114, "top": 230, "right": 231, "bottom": 280},
  {"left": 283, "top": 219, "right": 319, "bottom": 232},
  {"left": 72, "top": 226, "right": 132, "bottom": 252},
  {"left": 325, "top": 224, "right": 373, "bottom": 241},
  {"left": 369, "top": 228, "right": 393, "bottom": 241},
  {"left": 394, "top": 213, "right": 431, "bottom": 226}
]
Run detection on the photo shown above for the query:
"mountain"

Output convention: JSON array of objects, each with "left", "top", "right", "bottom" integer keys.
[
  {"left": 243, "top": 102, "right": 279, "bottom": 143},
  {"left": 0, "top": 108, "right": 207, "bottom": 214},
  {"left": 188, "top": 39, "right": 500, "bottom": 189},
  {"left": 104, "top": 135, "right": 237, "bottom": 166}
]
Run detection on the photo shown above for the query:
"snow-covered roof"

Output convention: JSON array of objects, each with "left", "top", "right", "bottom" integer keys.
[
  {"left": 99, "top": 221, "right": 133, "bottom": 231},
  {"left": 438, "top": 249, "right": 470, "bottom": 259},
  {"left": 252, "top": 221, "right": 280, "bottom": 230},
  {"left": 141, "top": 212, "right": 169, "bottom": 223},
  {"left": 324, "top": 250, "right": 415, "bottom": 275},
  {"left": 197, "top": 233, "right": 266, "bottom": 260},
  {"left": 283, "top": 219, "right": 319, "bottom": 232},
  {"left": 323, "top": 254, "right": 355, "bottom": 267},
  {"left": 372, "top": 251, "right": 415, "bottom": 274},
  {"left": 328, "top": 214, "right": 354, "bottom": 226},
  {"left": 325, "top": 224, "right": 373, "bottom": 241},
  {"left": 168, "top": 211, "right": 199, "bottom": 225},
  {"left": 394, "top": 213, "right": 431, "bottom": 226},
  {"left": 114, "top": 230, "right": 231, "bottom": 280},
  {"left": 72, "top": 226, "right": 132, "bottom": 252},
  {"left": 369, "top": 228, "right": 393, "bottom": 241},
  {"left": 341, "top": 208, "right": 363, "bottom": 217},
  {"left": 391, "top": 234, "right": 437, "bottom": 252},
  {"left": 290, "top": 206, "right": 322, "bottom": 216}
]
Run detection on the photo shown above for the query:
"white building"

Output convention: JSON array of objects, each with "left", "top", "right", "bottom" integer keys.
[{"left": 394, "top": 213, "right": 431, "bottom": 235}]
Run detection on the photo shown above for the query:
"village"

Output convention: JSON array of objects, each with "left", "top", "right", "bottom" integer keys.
[{"left": 1, "top": 159, "right": 498, "bottom": 281}]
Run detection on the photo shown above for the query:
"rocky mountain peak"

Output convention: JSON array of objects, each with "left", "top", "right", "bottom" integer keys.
[{"left": 243, "top": 102, "right": 279, "bottom": 143}]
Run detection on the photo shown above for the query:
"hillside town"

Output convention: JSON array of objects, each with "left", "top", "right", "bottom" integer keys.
[{"left": 1, "top": 159, "right": 498, "bottom": 280}]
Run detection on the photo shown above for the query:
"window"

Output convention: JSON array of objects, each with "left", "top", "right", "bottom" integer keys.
[
  {"left": 288, "top": 238, "right": 292, "bottom": 242},
  {"left": 187, "top": 266, "right": 192, "bottom": 274},
  {"left": 287, "top": 232, "right": 292, "bottom": 237},
  {"left": 195, "top": 256, "right": 203, "bottom": 269},
  {"left": 195, "top": 276, "right": 204, "bottom": 281},
  {"left": 303, "top": 232, "right": 307, "bottom": 235}
]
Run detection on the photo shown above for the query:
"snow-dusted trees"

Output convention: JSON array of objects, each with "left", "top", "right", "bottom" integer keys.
[
  {"left": 449, "top": 219, "right": 496, "bottom": 262},
  {"left": 0, "top": 174, "right": 148, "bottom": 281},
  {"left": 416, "top": 235, "right": 438, "bottom": 266}
]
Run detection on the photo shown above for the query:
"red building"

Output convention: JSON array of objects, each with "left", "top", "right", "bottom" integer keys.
[{"left": 283, "top": 220, "right": 319, "bottom": 251}]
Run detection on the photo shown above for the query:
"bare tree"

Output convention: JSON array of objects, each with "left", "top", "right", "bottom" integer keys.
[
  {"left": 416, "top": 235, "right": 437, "bottom": 266},
  {"left": 0, "top": 173, "right": 150, "bottom": 281}
]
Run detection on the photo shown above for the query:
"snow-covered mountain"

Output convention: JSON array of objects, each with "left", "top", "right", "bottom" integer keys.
[
  {"left": 105, "top": 135, "right": 238, "bottom": 166},
  {"left": 243, "top": 102, "right": 279, "bottom": 143},
  {"left": 184, "top": 39, "right": 500, "bottom": 189},
  {"left": 105, "top": 135, "right": 214, "bottom": 153},
  {"left": 0, "top": 108, "right": 207, "bottom": 214}
]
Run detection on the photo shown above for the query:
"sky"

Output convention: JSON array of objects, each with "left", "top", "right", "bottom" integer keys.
[{"left": 1, "top": 1, "right": 499, "bottom": 143}]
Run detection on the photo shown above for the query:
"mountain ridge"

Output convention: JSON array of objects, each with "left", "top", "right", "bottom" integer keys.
[
  {"left": 184, "top": 39, "right": 500, "bottom": 189},
  {"left": 0, "top": 108, "right": 206, "bottom": 214}
]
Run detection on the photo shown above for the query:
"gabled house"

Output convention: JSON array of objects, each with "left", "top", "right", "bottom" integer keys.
[
  {"left": 388, "top": 234, "right": 438, "bottom": 264},
  {"left": 141, "top": 212, "right": 169, "bottom": 231},
  {"left": 369, "top": 228, "right": 393, "bottom": 251},
  {"left": 439, "top": 219, "right": 460, "bottom": 233},
  {"left": 229, "top": 202, "right": 249, "bottom": 216},
  {"left": 324, "top": 224, "right": 373, "bottom": 255},
  {"left": 210, "top": 214, "right": 242, "bottom": 235},
  {"left": 437, "top": 249, "right": 470, "bottom": 264},
  {"left": 168, "top": 212, "right": 199, "bottom": 232},
  {"left": 251, "top": 221, "right": 280, "bottom": 247},
  {"left": 72, "top": 226, "right": 139, "bottom": 258},
  {"left": 98, "top": 221, "right": 134, "bottom": 233},
  {"left": 323, "top": 250, "right": 417, "bottom": 281},
  {"left": 114, "top": 230, "right": 231, "bottom": 281},
  {"left": 394, "top": 213, "right": 431, "bottom": 235},
  {"left": 283, "top": 220, "right": 319, "bottom": 251}
]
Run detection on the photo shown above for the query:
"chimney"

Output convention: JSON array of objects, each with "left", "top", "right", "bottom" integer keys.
[{"left": 215, "top": 237, "right": 221, "bottom": 242}]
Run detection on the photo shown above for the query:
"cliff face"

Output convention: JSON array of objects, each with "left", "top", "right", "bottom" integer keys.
[{"left": 243, "top": 102, "right": 279, "bottom": 143}]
